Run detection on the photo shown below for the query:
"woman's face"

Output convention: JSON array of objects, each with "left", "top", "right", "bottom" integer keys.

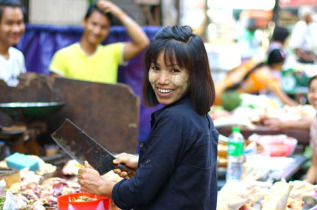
[
  {"left": 308, "top": 78, "right": 317, "bottom": 110},
  {"left": 149, "top": 51, "right": 190, "bottom": 105}
]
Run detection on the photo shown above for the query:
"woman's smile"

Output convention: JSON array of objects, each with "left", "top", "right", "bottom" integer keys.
[{"left": 157, "top": 88, "right": 173, "bottom": 93}]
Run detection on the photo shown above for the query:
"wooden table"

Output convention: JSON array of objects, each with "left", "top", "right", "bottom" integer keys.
[
  {"left": 282, "top": 155, "right": 307, "bottom": 180},
  {"left": 217, "top": 126, "right": 310, "bottom": 146}
]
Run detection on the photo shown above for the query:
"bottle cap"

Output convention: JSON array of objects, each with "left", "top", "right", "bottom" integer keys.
[{"left": 232, "top": 127, "right": 240, "bottom": 132}]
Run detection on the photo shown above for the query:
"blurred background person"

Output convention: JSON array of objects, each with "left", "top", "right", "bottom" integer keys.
[
  {"left": 234, "top": 10, "right": 264, "bottom": 63},
  {"left": 49, "top": 0, "right": 149, "bottom": 84},
  {"left": 215, "top": 48, "right": 298, "bottom": 106},
  {"left": 268, "top": 25, "right": 290, "bottom": 52},
  {"left": 264, "top": 109, "right": 313, "bottom": 130},
  {"left": 289, "top": 6, "right": 317, "bottom": 64},
  {"left": 0, "top": 0, "right": 25, "bottom": 87},
  {"left": 304, "top": 75, "right": 317, "bottom": 184}
]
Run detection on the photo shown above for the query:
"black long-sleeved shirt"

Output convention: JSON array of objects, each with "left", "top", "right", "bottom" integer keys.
[{"left": 112, "top": 96, "right": 219, "bottom": 210}]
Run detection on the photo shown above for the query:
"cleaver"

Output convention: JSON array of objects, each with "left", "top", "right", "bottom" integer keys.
[{"left": 51, "top": 119, "right": 135, "bottom": 177}]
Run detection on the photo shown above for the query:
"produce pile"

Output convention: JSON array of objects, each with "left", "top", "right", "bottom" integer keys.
[
  {"left": 217, "top": 179, "right": 317, "bottom": 210},
  {"left": 0, "top": 155, "right": 80, "bottom": 209},
  {"left": 0, "top": 156, "right": 122, "bottom": 210},
  {"left": 9, "top": 175, "right": 81, "bottom": 209},
  {"left": 210, "top": 93, "right": 316, "bottom": 128}
]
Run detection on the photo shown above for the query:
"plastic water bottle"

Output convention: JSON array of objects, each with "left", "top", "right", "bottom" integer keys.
[{"left": 226, "top": 127, "right": 245, "bottom": 182}]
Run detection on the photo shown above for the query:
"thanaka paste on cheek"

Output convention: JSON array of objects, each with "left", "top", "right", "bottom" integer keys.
[
  {"left": 170, "top": 73, "right": 189, "bottom": 99},
  {"left": 148, "top": 69, "right": 157, "bottom": 90}
]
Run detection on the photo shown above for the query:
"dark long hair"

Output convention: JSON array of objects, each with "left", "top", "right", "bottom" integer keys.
[{"left": 142, "top": 26, "right": 215, "bottom": 115}]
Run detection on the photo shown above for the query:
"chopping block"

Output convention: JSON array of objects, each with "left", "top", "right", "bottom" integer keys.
[{"left": 0, "top": 74, "right": 140, "bottom": 154}]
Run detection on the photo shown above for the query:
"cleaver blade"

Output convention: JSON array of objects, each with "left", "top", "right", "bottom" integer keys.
[{"left": 51, "top": 119, "right": 133, "bottom": 176}]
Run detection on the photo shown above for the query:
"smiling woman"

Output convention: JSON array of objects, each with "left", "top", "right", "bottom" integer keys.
[
  {"left": 78, "top": 25, "right": 219, "bottom": 210},
  {"left": 143, "top": 26, "right": 216, "bottom": 115}
]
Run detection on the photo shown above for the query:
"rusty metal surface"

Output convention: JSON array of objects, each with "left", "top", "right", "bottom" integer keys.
[{"left": 0, "top": 74, "right": 139, "bottom": 154}]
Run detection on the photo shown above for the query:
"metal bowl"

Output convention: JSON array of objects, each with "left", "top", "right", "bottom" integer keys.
[{"left": 0, "top": 102, "right": 65, "bottom": 122}]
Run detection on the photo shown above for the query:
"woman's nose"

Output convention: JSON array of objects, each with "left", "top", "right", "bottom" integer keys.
[{"left": 157, "top": 71, "right": 169, "bottom": 84}]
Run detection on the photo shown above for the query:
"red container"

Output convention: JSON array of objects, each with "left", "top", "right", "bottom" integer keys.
[
  {"left": 58, "top": 192, "right": 111, "bottom": 210},
  {"left": 249, "top": 135, "right": 297, "bottom": 157}
]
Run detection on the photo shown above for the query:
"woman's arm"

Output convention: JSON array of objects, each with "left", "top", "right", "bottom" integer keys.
[
  {"left": 304, "top": 149, "right": 317, "bottom": 184},
  {"left": 271, "top": 87, "right": 298, "bottom": 106},
  {"left": 78, "top": 153, "right": 139, "bottom": 196},
  {"left": 264, "top": 116, "right": 313, "bottom": 130},
  {"left": 78, "top": 161, "right": 117, "bottom": 197}
]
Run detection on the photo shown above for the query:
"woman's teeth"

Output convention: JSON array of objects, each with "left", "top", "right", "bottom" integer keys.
[{"left": 158, "top": 88, "right": 172, "bottom": 93}]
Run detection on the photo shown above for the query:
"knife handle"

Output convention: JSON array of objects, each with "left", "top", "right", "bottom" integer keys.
[{"left": 115, "top": 163, "right": 136, "bottom": 177}]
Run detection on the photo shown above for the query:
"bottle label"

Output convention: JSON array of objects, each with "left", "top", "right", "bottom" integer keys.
[{"left": 228, "top": 141, "right": 244, "bottom": 156}]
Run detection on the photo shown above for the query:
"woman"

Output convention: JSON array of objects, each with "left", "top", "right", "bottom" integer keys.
[
  {"left": 77, "top": 26, "right": 219, "bottom": 209},
  {"left": 215, "top": 48, "right": 297, "bottom": 106},
  {"left": 304, "top": 75, "right": 317, "bottom": 184}
]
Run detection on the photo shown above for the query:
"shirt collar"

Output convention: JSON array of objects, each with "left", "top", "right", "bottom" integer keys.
[
  {"left": 163, "top": 94, "right": 191, "bottom": 109},
  {"left": 150, "top": 94, "right": 191, "bottom": 126}
]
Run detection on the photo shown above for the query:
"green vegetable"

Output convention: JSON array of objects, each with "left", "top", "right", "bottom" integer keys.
[
  {"left": 0, "top": 196, "right": 6, "bottom": 210},
  {"left": 302, "top": 146, "right": 312, "bottom": 171},
  {"left": 220, "top": 91, "right": 242, "bottom": 112}
]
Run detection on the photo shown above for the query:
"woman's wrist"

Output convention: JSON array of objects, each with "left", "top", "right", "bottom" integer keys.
[{"left": 98, "top": 180, "right": 116, "bottom": 198}]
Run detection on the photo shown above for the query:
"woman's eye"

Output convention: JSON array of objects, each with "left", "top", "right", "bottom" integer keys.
[
  {"left": 151, "top": 66, "right": 160, "bottom": 71},
  {"left": 171, "top": 69, "right": 180, "bottom": 73}
]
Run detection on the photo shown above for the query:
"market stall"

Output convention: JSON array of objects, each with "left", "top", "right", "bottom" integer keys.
[
  {"left": 16, "top": 24, "right": 163, "bottom": 147},
  {"left": 217, "top": 179, "right": 317, "bottom": 209},
  {"left": 0, "top": 74, "right": 141, "bottom": 209},
  {"left": 211, "top": 94, "right": 315, "bottom": 150},
  {"left": 0, "top": 74, "right": 140, "bottom": 155},
  {"left": 213, "top": 93, "right": 316, "bottom": 195},
  {"left": 217, "top": 126, "right": 310, "bottom": 147},
  {"left": 0, "top": 152, "right": 123, "bottom": 209}
]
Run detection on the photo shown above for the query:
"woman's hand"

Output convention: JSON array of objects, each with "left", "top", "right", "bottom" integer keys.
[
  {"left": 78, "top": 161, "right": 116, "bottom": 197},
  {"left": 113, "top": 153, "right": 139, "bottom": 179},
  {"left": 264, "top": 118, "right": 284, "bottom": 130}
]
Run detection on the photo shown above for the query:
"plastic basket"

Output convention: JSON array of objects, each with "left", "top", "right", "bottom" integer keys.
[
  {"left": 248, "top": 134, "right": 297, "bottom": 157},
  {"left": 58, "top": 192, "right": 111, "bottom": 210}
]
